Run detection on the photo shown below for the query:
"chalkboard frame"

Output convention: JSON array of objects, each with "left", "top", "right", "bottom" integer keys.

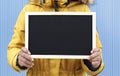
[{"left": 25, "top": 12, "right": 96, "bottom": 59}]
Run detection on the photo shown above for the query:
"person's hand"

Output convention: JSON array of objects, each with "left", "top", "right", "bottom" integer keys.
[
  {"left": 89, "top": 48, "right": 102, "bottom": 68},
  {"left": 18, "top": 47, "right": 34, "bottom": 68}
]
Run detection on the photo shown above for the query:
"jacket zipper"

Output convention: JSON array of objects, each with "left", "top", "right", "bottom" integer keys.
[{"left": 54, "top": 0, "right": 58, "bottom": 12}]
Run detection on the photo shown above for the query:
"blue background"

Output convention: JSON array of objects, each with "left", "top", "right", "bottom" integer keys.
[{"left": 0, "top": 0, "right": 120, "bottom": 76}]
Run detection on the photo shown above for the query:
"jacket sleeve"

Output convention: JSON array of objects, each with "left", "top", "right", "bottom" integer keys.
[
  {"left": 7, "top": 6, "right": 26, "bottom": 72},
  {"left": 80, "top": 5, "right": 104, "bottom": 75},
  {"left": 7, "top": 3, "right": 44, "bottom": 72},
  {"left": 81, "top": 31, "right": 104, "bottom": 75}
]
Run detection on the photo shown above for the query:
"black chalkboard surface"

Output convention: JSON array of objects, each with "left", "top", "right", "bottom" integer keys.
[{"left": 25, "top": 12, "right": 96, "bottom": 59}]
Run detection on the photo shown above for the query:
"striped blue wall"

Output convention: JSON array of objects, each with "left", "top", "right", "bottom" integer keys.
[
  {"left": 90, "top": 0, "right": 120, "bottom": 75},
  {"left": 0, "top": 0, "right": 120, "bottom": 76},
  {"left": 0, "top": 0, "right": 27, "bottom": 76}
]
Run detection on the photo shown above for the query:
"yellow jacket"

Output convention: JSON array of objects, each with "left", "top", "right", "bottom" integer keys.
[{"left": 8, "top": 0, "right": 104, "bottom": 76}]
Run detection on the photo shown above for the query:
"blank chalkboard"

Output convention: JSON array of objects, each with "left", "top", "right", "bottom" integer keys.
[{"left": 25, "top": 12, "right": 96, "bottom": 59}]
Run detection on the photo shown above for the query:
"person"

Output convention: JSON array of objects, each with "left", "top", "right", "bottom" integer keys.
[{"left": 7, "top": 0, "right": 104, "bottom": 76}]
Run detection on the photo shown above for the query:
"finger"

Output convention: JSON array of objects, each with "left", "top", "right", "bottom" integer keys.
[
  {"left": 91, "top": 56, "right": 101, "bottom": 62},
  {"left": 89, "top": 51, "right": 100, "bottom": 60},
  {"left": 90, "top": 50, "right": 94, "bottom": 54},
  {"left": 20, "top": 47, "right": 34, "bottom": 61},
  {"left": 21, "top": 47, "right": 28, "bottom": 53},
  {"left": 91, "top": 61, "right": 100, "bottom": 68},
  {"left": 21, "top": 47, "right": 31, "bottom": 55},
  {"left": 19, "top": 55, "right": 33, "bottom": 67},
  {"left": 89, "top": 50, "right": 94, "bottom": 60},
  {"left": 92, "top": 48, "right": 100, "bottom": 53},
  {"left": 19, "top": 60, "right": 32, "bottom": 68},
  {"left": 19, "top": 52, "right": 33, "bottom": 62},
  {"left": 90, "top": 48, "right": 100, "bottom": 56}
]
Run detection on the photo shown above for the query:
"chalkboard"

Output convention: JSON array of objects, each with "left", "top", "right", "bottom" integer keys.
[{"left": 25, "top": 12, "right": 96, "bottom": 59}]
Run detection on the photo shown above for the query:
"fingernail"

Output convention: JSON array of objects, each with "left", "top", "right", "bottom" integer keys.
[
  {"left": 88, "top": 56, "right": 90, "bottom": 60},
  {"left": 28, "top": 51, "right": 31, "bottom": 54},
  {"left": 32, "top": 58, "right": 34, "bottom": 61},
  {"left": 91, "top": 51, "right": 93, "bottom": 53},
  {"left": 31, "top": 63, "right": 34, "bottom": 67}
]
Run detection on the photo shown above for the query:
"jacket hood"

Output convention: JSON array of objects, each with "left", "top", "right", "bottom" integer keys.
[
  {"left": 80, "top": 0, "right": 93, "bottom": 4},
  {"left": 29, "top": 0, "right": 93, "bottom": 5}
]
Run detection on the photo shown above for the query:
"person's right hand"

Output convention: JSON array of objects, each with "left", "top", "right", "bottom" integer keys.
[{"left": 18, "top": 47, "right": 34, "bottom": 68}]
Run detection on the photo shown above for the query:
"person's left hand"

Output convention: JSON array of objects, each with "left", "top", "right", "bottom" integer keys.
[{"left": 89, "top": 48, "right": 102, "bottom": 68}]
